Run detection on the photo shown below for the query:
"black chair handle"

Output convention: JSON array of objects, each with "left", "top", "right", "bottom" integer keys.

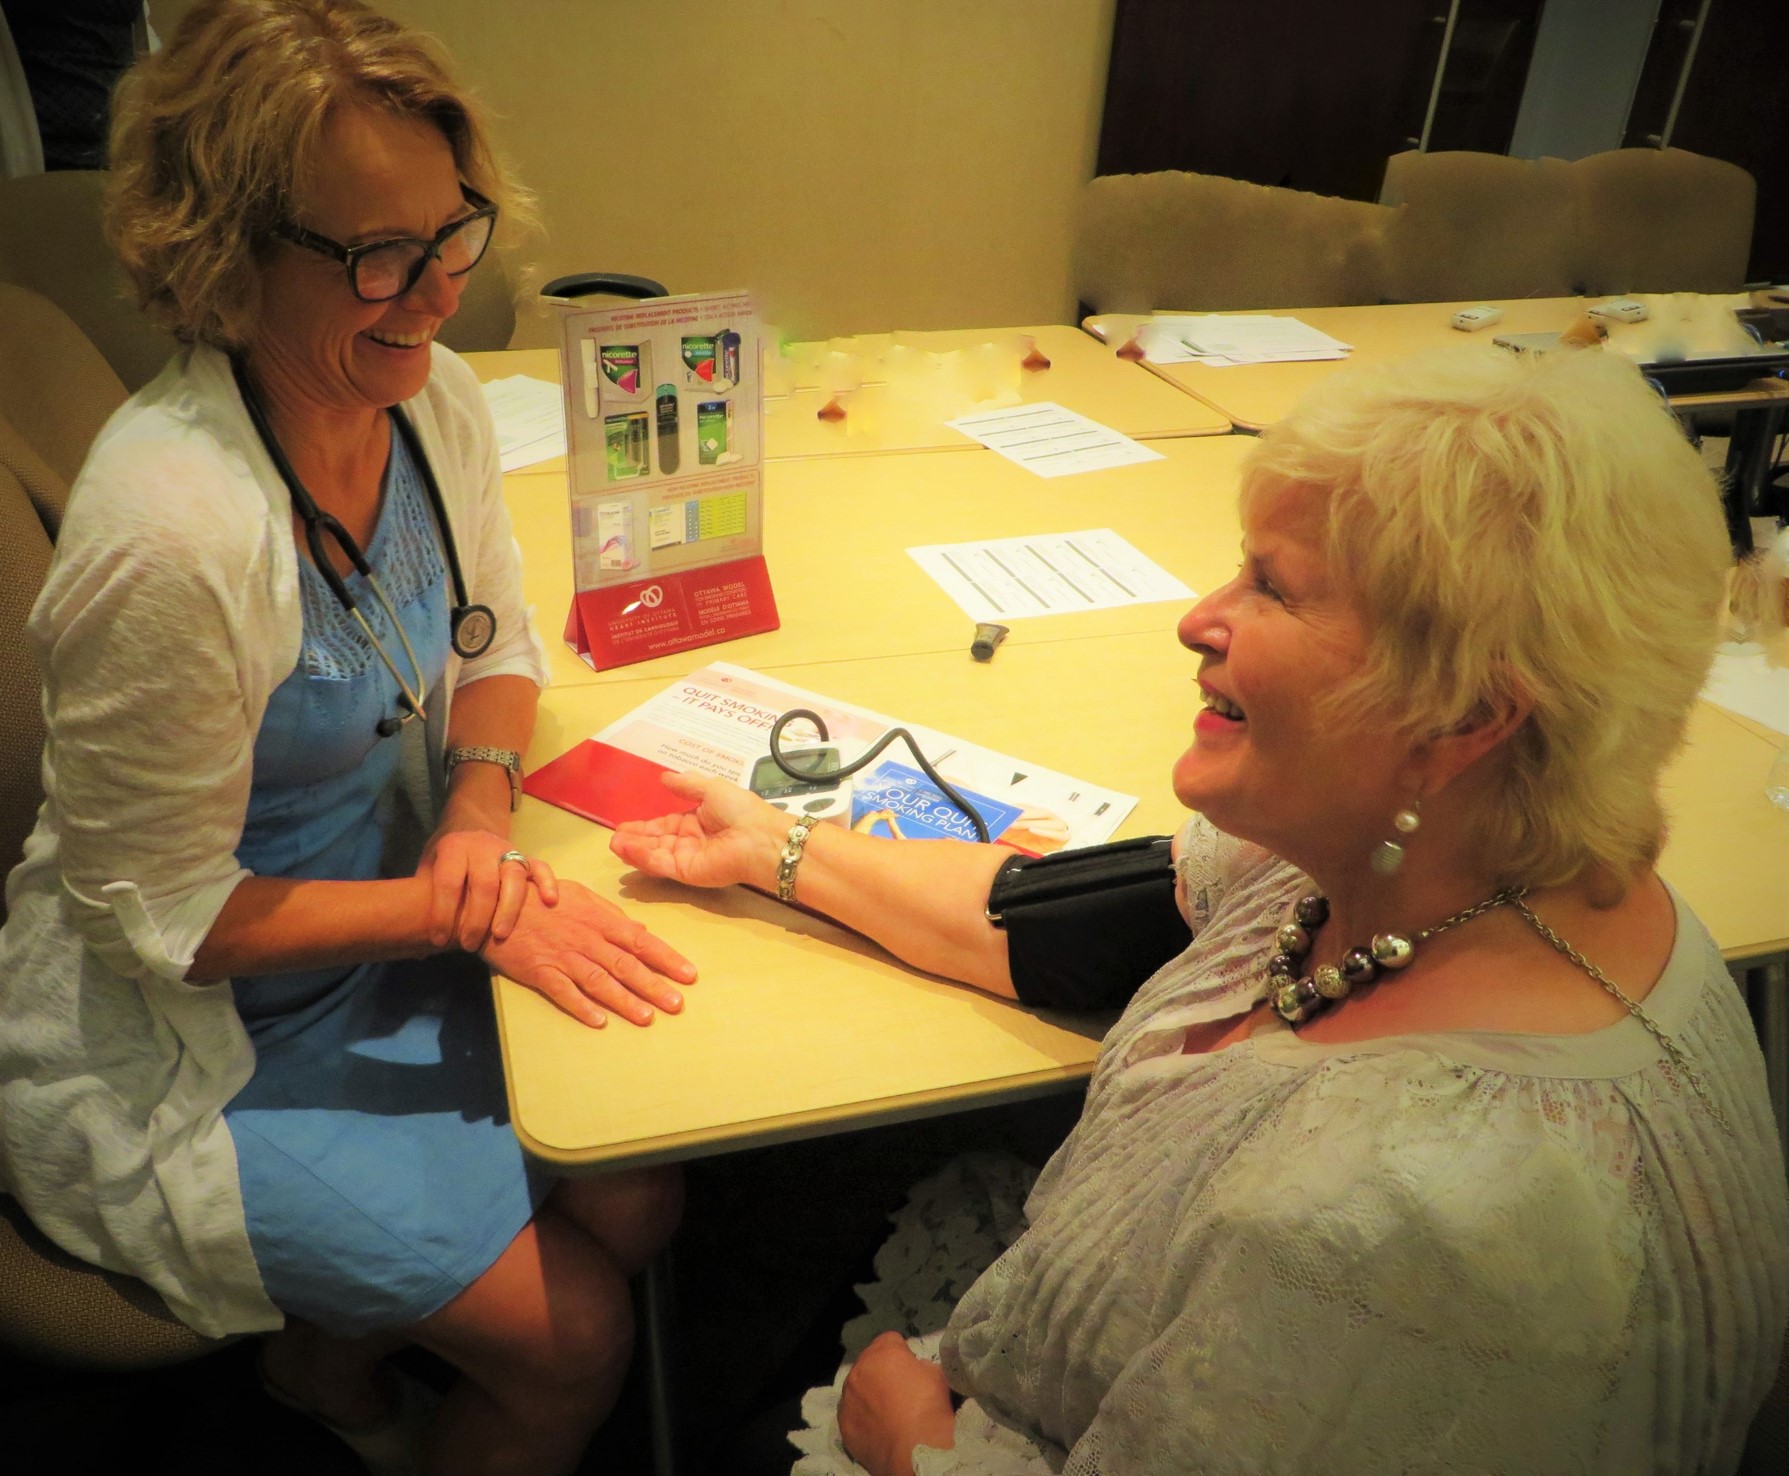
[{"left": 539, "top": 273, "right": 668, "bottom": 302}]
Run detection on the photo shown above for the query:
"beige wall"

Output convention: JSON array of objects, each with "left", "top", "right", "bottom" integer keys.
[{"left": 148, "top": 0, "right": 1115, "bottom": 346}]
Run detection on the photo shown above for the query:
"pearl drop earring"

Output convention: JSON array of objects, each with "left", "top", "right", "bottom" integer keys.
[{"left": 1369, "top": 801, "right": 1422, "bottom": 875}]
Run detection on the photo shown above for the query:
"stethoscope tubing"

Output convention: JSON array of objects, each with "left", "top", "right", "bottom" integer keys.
[{"left": 230, "top": 357, "right": 497, "bottom": 731}]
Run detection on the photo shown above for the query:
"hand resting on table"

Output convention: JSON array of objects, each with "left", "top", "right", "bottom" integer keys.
[{"left": 480, "top": 879, "right": 695, "bottom": 1029}]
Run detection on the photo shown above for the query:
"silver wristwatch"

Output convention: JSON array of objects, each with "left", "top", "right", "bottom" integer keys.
[{"left": 444, "top": 746, "right": 524, "bottom": 811}]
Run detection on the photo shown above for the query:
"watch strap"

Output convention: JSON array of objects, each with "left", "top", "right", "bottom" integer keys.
[{"left": 445, "top": 745, "right": 524, "bottom": 811}]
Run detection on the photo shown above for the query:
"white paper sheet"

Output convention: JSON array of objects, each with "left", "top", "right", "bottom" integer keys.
[
  {"left": 946, "top": 402, "right": 1165, "bottom": 478},
  {"left": 1703, "top": 642, "right": 1789, "bottom": 737},
  {"left": 908, "top": 528, "right": 1194, "bottom": 622},
  {"left": 480, "top": 374, "right": 567, "bottom": 471},
  {"left": 1139, "top": 314, "right": 1352, "bottom": 366}
]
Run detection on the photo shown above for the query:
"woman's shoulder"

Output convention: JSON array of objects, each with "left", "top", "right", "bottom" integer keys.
[
  {"left": 53, "top": 353, "right": 284, "bottom": 609},
  {"left": 1211, "top": 1050, "right": 1651, "bottom": 1254}
]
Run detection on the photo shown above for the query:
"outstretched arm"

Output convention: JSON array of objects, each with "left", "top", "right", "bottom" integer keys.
[{"left": 611, "top": 771, "right": 1017, "bottom": 997}]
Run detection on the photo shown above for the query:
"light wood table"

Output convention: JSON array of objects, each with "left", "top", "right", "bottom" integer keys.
[
  {"left": 505, "top": 435, "right": 1254, "bottom": 691},
  {"left": 496, "top": 632, "right": 1789, "bottom": 1168},
  {"left": 1659, "top": 703, "right": 1789, "bottom": 963},
  {"left": 1083, "top": 299, "right": 1789, "bottom": 551},
  {"left": 463, "top": 325, "right": 1228, "bottom": 471},
  {"left": 497, "top": 631, "right": 1194, "bottom": 1167},
  {"left": 760, "top": 324, "right": 1229, "bottom": 455},
  {"left": 1084, "top": 298, "right": 1586, "bottom": 431}
]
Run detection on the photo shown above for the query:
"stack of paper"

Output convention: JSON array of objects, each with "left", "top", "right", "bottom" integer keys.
[
  {"left": 480, "top": 374, "right": 567, "bottom": 471},
  {"left": 1140, "top": 315, "right": 1352, "bottom": 366}
]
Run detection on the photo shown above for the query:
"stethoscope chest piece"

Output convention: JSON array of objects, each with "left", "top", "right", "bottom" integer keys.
[{"left": 451, "top": 603, "right": 497, "bottom": 659}]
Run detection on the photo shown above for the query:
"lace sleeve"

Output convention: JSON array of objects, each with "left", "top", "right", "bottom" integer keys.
[
  {"left": 1172, "top": 813, "right": 1284, "bottom": 938},
  {"left": 793, "top": 1333, "right": 1065, "bottom": 1476},
  {"left": 789, "top": 1155, "right": 1056, "bottom": 1476}
]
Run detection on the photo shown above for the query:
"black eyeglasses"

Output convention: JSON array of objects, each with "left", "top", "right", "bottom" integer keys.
[{"left": 272, "top": 188, "right": 497, "bottom": 303}]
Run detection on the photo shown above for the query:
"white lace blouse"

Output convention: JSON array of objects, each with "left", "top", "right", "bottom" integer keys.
[{"left": 793, "top": 817, "right": 1789, "bottom": 1476}]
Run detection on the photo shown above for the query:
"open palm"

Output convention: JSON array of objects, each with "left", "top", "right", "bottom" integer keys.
[{"left": 610, "top": 771, "right": 784, "bottom": 891}]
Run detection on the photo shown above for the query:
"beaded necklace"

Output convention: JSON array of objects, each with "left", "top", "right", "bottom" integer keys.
[{"left": 1265, "top": 886, "right": 1728, "bottom": 1128}]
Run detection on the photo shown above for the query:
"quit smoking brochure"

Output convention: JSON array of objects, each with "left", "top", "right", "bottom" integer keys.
[{"left": 523, "top": 663, "right": 1136, "bottom": 853}]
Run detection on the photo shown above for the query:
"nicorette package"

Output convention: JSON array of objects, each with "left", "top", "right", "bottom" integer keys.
[
  {"left": 554, "top": 290, "right": 775, "bottom": 666},
  {"left": 598, "top": 340, "right": 651, "bottom": 402}
]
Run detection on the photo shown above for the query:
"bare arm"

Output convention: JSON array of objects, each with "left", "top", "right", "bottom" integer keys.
[
  {"left": 190, "top": 673, "right": 542, "bottom": 980},
  {"left": 190, "top": 674, "right": 695, "bottom": 1025},
  {"left": 421, "top": 673, "right": 564, "bottom": 951},
  {"left": 188, "top": 874, "right": 436, "bottom": 983},
  {"left": 435, "top": 673, "right": 538, "bottom": 840},
  {"left": 611, "top": 771, "right": 1016, "bottom": 996}
]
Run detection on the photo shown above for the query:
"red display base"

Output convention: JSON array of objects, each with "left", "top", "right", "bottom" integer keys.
[{"left": 563, "top": 555, "right": 780, "bottom": 671}]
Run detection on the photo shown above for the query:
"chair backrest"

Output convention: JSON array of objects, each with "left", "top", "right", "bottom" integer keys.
[
  {"left": 0, "top": 169, "right": 176, "bottom": 392},
  {"left": 0, "top": 281, "right": 127, "bottom": 503},
  {"left": 1073, "top": 170, "right": 1395, "bottom": 316},
  {"left": 1380, "top": 146, "right": 1756, "bottom": 302},
  {"left": 436, "top": 243, "right": 519, "bottom": 353},
  {"left": 0, "top": 284, "right": 127, "bottom": 922},
  {"left": 0, "top": 425, "right": 53, "bottom": 917}
]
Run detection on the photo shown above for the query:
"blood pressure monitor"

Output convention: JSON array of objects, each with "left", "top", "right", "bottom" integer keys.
[{"left": 748, "top": 746, "right": 854, "bottom": 824}]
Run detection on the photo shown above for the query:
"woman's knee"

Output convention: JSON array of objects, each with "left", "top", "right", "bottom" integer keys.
[
  {"left": 550, "top": 1163, "right": 684, "bottom": 1277},
  {"left": 415, "top": 1211, "right": 636, "bottom": 1395}
]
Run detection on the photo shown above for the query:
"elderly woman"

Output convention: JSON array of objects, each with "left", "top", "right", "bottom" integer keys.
[
  {"left": 0, "top": 2, "right": 693, "bottom": 1472},
  {"left": 614, "top": 345, "right": 1789, "bottom": 1474}
]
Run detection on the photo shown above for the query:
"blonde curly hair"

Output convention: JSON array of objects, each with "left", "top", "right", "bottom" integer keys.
[
  {"left": 105, "top": 0, "right": 529, "bottom": 348},
  {"left": 1241, "top": 345, "right": 1732, "bottom": 897}
]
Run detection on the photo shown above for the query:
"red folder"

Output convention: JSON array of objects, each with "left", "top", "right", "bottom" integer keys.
[{"left": 521, "top": 740, "right": 701, "bottom": 828}]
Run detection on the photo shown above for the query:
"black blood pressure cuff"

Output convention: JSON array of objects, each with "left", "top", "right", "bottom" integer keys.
[{"left": 987, "top": 835, "right": 1190, "bottom": 1012}]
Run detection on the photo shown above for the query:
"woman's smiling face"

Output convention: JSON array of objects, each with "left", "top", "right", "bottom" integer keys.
[
  {"left": 1173, "top": 478, "right": 1410, "bottom": 862},
  {"left": 248, "top": 103, "right": 469, "bottom": 415}
]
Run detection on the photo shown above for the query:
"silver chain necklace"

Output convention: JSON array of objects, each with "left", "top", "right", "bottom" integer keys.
[{"left": 1509, "top": 894, "right": 1727, "bottom": 1130}]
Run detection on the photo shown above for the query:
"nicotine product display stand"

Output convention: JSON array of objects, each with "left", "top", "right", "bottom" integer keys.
[{"left": 556, "top": 289, "right": 779, "bottom": 670}]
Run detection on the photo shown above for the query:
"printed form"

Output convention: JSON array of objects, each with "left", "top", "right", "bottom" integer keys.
[
  {"left": 480, "top": 374, "right": 567, "bottom": 471},
  {"left": 908, "top": 528, "right": 1193, "bottom": 622},
  {"left": 946, "top": 402, "right": 1164, "bottom": 478}
]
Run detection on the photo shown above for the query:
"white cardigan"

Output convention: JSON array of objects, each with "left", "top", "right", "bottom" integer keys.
[{"left": 0, "top": 343, "right": 548, "bottom": 1337}]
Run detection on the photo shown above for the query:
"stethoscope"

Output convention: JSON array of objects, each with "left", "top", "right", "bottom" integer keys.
[{"left": 230, "top": 358, "right": 496, "bottom": 737}]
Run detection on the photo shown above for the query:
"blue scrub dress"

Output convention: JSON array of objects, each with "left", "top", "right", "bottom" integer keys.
[{"left": 222, "top": 427, "right": 548, "bottom": 1336}]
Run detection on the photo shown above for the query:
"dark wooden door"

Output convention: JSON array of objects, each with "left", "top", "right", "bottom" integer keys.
[
  {"left": 1097, "top": 0, "right": 1543, "bottom": 202},
  {"left": 1625, "top": 0, "right": 1789, "bottom": 283}
]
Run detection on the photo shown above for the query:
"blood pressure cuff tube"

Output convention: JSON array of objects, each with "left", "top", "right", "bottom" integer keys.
[{"left": 987, "top": 836, "right": 1191, "bottom": 1011}]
